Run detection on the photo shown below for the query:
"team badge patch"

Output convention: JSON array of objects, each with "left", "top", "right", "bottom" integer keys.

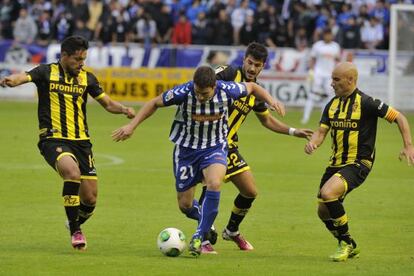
[
  {"left": 165, "top": 90, "right": 174, "bottom": 101},
  {"left": 352, "top": 102, "right": 358, "bottom": 112}
]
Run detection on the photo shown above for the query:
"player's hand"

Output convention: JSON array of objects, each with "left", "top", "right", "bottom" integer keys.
[
  {"left": 124, "top": 107, "right": 135, "bottom": 119},
  {"left": 112, "top": 124, "right": 135, "bottom": 142},
  {"left": 304, "top": 142, "right": 318, "bottom": 155},
  {"left": 294, "top": 128, "right": 314, "bottom": 140},
  {"left": 268, "top": 99, "right": 285, "bottom": 117},
  {"left": 399, "top": 145, "right": 414, "bottom": 166},
  {"left": 0, "top": 76, "right": 12, "bottom": 87}
]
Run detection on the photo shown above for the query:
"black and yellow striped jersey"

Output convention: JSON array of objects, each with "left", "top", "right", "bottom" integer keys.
[
  {"left": 320, "top": 89, "right": 399, "bottom": 168},
  {"left": 215, "top": 65, "right": 269, "bottom": 147},
  {"left": 27, "top": 62, "right": 105, "bottom": 140}
]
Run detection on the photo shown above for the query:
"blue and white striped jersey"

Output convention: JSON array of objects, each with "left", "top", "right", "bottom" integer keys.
[{"left": 162, "top": 80, "right": 247, "bottom": 149}]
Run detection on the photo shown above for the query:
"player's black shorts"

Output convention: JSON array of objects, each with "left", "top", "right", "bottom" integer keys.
[
  {"left": 38, "top": 138, "right": 97, "bottom": 179},
  {"left": 318, "top": 162, "right": 371, "bottom": 201},
  {"left": 225, "top": 147, "right": 250, "bottom": 180}
]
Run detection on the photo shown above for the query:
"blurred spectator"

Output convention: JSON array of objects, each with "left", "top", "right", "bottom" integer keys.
[
  {"left": 206, "top": 0, "right": 226, "bottom": 20},
  {"left": 154, "top": 4, "right": 173, "bottom": 44},
  {"left": 231, "top": 0, "right": 253, "bottom": 45},
  {"left": 111, "top": 13, "right": 130, "bottom": 43},
  {"left": 135, "top": 12, "right": 157, "bottom": 46},
  {"left": 239, "top": 13, "right": 258, "bottom": 46},
  {"left": 73, "top": 19, "right": 92, "bottom": 40},
  {"left": 36, "top": 11, "right": 53, "bottom": 45},
  {"left": 191, "top": 11, "right": 209, "bottom": 45},
  {"left": 13, "top": 8, "right": 38, "bottom": 44},
  {"left": 210, "top": 8, "right": 233, "bottom": 45},
  {"left": 265, "top": 6, "right": 290, "bottom": 48},
  {"left": 255, "top": 0, "right": 270, "bottom": 44},
  {"left": 360, "top": 16, "right": 384, "bottom": 50},
  {"left": 1, "top": 0, "right": 19, "bottom": 39},
  {"left": 369, "top": 0, "right": 390, "bottom": 26},
  {"left": 337, "top": 16, "right": 361, "bottom": 49},
  {"left": 206, "top": 50, "right": 229, "bottom": 67},
  {"left": 67, "top": 0, "right": 89, "bottom": 24},
  {"left": 337, "top": 3, "right": 354, "bottom": 28},
  {"left": 186, "top": 0, "right": 206, "bottom": 24},
  {"left": 171, "top": 11, "right": 191, "bottom": 44},
  {"left": 86, "top": 0, "right": 103, "bottom": 34},
  {"left": 53, "top": 12, "right": 73, "bottom": 41}
]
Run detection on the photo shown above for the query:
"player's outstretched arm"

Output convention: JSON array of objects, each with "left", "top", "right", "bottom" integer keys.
[
  {"left": 0, "top": 73, "right": 30, "bottom": 87},
  {"left": 97, "top": 95, "right": 135, "bottom": 118},
  {"left": 112, "top": 95, "right": 164, "bottom": 142},
  {"left": 243, "top": 82, "right": 285, "bottom": 117},
  {"left": 256, "top": 113, "right": 313, "bottom": 139},
  {"left": 304, "top": 126, "right": 329, "bottom": 155},
  {"left": 394, "top": 112, "right": 414, "bottom": 165}
]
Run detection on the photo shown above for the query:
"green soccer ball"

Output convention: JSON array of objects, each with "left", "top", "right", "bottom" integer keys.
[{"left": 157, "top": 228, "right": 186, "bottom": 257}]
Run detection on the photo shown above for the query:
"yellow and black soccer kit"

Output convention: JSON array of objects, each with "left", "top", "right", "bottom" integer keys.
[
  {"left": 216, "top": 66, "right": 269, "bottom": 180},
  {"left": 318, "top": 89, "right": 399, "bottom": 199},
  {"left": 27, "top": 62, "right": 105, "bottom": 179}
]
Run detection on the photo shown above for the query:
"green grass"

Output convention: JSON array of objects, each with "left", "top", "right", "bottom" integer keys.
[{"left": 0, "top": 101, "right": 413, "bottom": 275}]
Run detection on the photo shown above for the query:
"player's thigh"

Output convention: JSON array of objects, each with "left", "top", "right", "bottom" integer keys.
[
  {"left": 38, "top": 139, "right": 80, "bottom": 179},
  {"left": 229, "top": 170, "right": 257, "bottom": 198},
  {"left": 80, "top": 178, "right": 98, "bottom": 204},
  {"left": 202, "top": 163, "right": 227, "bottom": 191},
  {"left": 225, "top": 147, "right": 249, "bottom": 180},
  {"left": 319, "top": 174, "right": 345, "bottom": 200}
]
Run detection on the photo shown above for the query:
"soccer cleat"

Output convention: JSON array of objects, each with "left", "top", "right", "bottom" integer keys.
[
  {"left": 205, "top": 226, "right": 218, "bottom": 245},
  {"left": 348, "top": 245, "right": 360, "bottom": 259},
  {"left": 222, "top": 228, "right": 254, "bottom": 251},
  {"left": 330, "top": 240, "right": 355, "bottom": 262},
  {"left": 71, "top": 231, "right": 87, "bottom": 250},
  {"left": 189, "top": 235, "right": 202, "bottom": 257},
  {"left": 201, "top": 241, "right": 217, "bottom": 254}
]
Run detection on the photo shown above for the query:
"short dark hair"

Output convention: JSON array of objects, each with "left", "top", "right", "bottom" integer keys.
[
  {"left": 245, "top": 42, "right": 268, "bottom": 63},
  {"left": 193, "top": 66, "right": 216, "bottom": 88},
  {"left": 61, "top": 36, "right": 89, "bottom": 56}
]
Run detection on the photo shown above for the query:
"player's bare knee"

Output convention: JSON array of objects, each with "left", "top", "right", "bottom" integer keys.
[
  {"left": 81, "top": 194, "right": 97, "bottom": 206},
  {"left": 59, "top": 167, "right": 81, "bottom": 180}
]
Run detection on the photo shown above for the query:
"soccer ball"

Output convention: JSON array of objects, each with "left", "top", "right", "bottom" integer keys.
[{"left": 157, "top": 228, "right": 187, "bottom": 257}]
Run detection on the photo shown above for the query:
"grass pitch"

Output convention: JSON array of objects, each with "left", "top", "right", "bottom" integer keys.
[{"left": 0, "top": 101, "right": 413, "bottom": 275}]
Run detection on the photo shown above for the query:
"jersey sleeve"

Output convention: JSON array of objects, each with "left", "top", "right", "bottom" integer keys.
[
  {"left": 365, "top": 96, "right": 399, "bottom": 123},
  {"left": 162, "top": 82, "right": 191, "bottom": 106},
  {"left": 218, "top": 81, "right": 247, "bottom": 100},
  {"left": 215, "top": 65, "right": 237, "bottom": 81},
  {"left": 26, "top": 64, "right": 49, "bottom": 85},
  {"left": 319, "top": 102, "right": 331, "bottom": 129},
  {"left": 86, "top": 72, "right": 105, "bottom": 99}
]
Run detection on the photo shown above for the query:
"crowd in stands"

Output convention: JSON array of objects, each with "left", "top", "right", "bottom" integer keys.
[{"left": 1, "top": 0, "right": 413, "bottom": 50}]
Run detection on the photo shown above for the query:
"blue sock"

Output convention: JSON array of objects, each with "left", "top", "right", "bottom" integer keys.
[
  {"left": 183, "top": 199, "right": 200, "bottom": 221},
  {"left": 195, "top": 190, "right": 220, "bottom": 239}
]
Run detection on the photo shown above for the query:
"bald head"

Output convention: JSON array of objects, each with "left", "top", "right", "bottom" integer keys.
[
  {"left": 333, "top": 62, "right": 358, "bottom": 80},
  {"left": 331, "top": 62, "right": 358, "bottom": 97}
]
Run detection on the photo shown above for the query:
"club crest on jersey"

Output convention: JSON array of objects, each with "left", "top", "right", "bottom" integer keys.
[
  {"left": 165, "top": 90, "right": 174, "bottom": 101},
  {"left": 352, "top": 102, "right": 359, "bottom": 112}
]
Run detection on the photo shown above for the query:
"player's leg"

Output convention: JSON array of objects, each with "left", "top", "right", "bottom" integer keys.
[
  {"left": 177, "top": 186, "right": 199, "bottom": 221},
  {"left": 302, "top": 77, "right": 322, "bottom": 124},
  {"left": 319, "top": 164, "right": 369, "bottom": 261},
  {"left": 222, "top": 170, "right": 255, "bottom": 250},
  {"left": 79, "top": 179, "right": 97, "bottom": 225},
  {"left": 319, "top": 77, "right": 334, "bottom": 112}
]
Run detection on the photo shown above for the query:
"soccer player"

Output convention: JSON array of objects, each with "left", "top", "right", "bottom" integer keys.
[
  {"left": 301, "top": 28, "right": 341, "bottom": 124},
  {"left": 305, "top": 62, "right": 414, "bottom": 261},
  {"left": 112, "top": 66, "right": 285, "bottom": 257},
  {"left": 198, "top": 42, "right": 313, "bottom": 252},
  {"left": 0, "top": 36, "right": 135, "bottom": 250}
]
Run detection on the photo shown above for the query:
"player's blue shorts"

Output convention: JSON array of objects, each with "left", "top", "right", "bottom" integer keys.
[{"left": 173, "top": 143, "right": 228, "bottom": 192}]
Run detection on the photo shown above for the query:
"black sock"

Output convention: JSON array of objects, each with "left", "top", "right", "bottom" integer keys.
[
  {"left": 322, "top": 219, "right": 340, "bottom": 241},
  {"left": 226, "top": 193, "right": 255, "bottom": 232},
  {"left": 62, "top": 180, "right": 81, "bottom": 235},
  {"left": 78, "top": 202, "right": 95, "bottom": 225},
  {"left": 324, "top": 200, "right": 352, "bottom": 244}
]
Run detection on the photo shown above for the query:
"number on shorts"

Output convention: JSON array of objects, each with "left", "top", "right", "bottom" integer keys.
[{"left": 179, "top": 165, "right": 194, "bottom": 180}]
